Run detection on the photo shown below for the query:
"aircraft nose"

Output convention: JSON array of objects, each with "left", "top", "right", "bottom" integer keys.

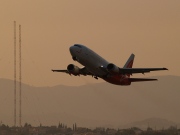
[
  {"left": 69, "top": 46, "right": 75, "bottom": 55},
  {"left": 69, "top": 46, "right": 73, "bottom": 52}
]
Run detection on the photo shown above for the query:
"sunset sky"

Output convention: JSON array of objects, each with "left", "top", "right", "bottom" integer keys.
[{"left": 0, "top": 0, "right": 179, "bottom": 86}]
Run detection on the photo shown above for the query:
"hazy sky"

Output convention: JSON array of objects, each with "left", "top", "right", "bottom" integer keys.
[{"left": 0, "top": 0, "right": 179, "bottom": 86}]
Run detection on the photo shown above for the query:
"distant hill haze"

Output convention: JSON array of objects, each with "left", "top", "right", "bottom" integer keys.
[{"left": 0, "top": 75, "right": 180, "bottom": 129}]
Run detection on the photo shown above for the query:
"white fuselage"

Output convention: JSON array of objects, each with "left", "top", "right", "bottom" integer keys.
[{"left": 69, "top": 44, "right": 109, "bottom": 77}]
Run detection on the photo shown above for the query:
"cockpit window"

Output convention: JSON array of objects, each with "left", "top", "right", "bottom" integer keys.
[{"left": 74, "top": 44, "right": 82, "bottom": 48}]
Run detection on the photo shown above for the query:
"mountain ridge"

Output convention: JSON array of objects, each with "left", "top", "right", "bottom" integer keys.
[{"left": 0, "top": 75, "right": 179, "bottom": 129}]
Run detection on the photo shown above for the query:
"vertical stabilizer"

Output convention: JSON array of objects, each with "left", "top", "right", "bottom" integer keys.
[{"left": 123, "top": 54, "right": 135, "bottom": 68}]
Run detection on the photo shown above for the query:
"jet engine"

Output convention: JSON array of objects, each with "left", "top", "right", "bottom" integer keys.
[
  {"left": 67, "top": 64, "right": 80, "bottom": 76},
  {"left": 107, "top": 63, "right": 119, "bottom": 74}
]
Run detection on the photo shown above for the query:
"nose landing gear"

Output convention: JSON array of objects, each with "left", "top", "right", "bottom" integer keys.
[
  {"left": 72, "top": 56, "right": 77, "bottom": 61},
  {"left": 94, "top": 76, "right": 98, "bottom": 79},
  {"left": 92, "top": 75, "right": 98, "bottom": 79}
]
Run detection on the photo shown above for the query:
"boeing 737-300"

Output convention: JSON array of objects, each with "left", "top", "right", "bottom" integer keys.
[{"left": 52, "top": 44, "right": 168, "bottom": 85}]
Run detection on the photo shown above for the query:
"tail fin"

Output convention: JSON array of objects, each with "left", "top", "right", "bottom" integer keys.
[{"left": 123, "top": 54, "right": 135, "bottom": 68}]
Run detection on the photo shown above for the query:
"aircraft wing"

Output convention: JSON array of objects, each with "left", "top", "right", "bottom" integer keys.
[
  {"left": 52, "top": 67, "right": 93, "bottom": 76},
  {"left": 119, "top": 68, "right": 168, "bottom": 74},
  {"left": 52, "top": 69, "right": 69, "bottom": 73}
]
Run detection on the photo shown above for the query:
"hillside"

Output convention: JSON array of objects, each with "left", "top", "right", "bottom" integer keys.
[{"left": 0, "top": 75, "right": 179, "bottom": 129}]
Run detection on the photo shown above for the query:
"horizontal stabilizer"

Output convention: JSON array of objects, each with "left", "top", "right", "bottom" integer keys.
[{"left": 129, "top": 78, "right": 157, "bottom": 82}]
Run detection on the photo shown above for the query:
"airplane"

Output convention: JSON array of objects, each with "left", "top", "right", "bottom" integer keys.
[{"left": 52, "top": 44, "right": 168, "bottom": 85}]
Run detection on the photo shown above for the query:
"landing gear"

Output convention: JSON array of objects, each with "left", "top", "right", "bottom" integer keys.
[
  {"left": 94, "top": 76, "right": 98, "bottom": 80},
  {"left": 72, "top": 56, "right": 77, "bottom": 61},
  {"left": 92, "top": 75, "right": 98, "bottom": 79}
]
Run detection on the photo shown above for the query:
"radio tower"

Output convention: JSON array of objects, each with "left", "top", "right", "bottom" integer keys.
[
  {"left": 14, "top": 21, "right": 17, "bottom": 127},
  {"left": 19, "top": 25, "right": 22, "bottom": 127}
]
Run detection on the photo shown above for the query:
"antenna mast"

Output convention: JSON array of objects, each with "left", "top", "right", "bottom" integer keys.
[
  {"left": 14, "top": 21, "right": 17, "bottom": 127},
  {"left": 19, "top": 25, "right": 22, "bottom": 127}
]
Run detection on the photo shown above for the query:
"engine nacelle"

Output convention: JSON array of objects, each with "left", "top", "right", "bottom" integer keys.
[
  {"left": 107, "top": 63, "right": 119, "bottom": 74},
  {"left": 67, "top": 64, "right": 80, "bottom": 76}
]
